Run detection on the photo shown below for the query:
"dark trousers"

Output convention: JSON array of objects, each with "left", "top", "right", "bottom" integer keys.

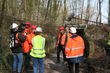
[
  {"left": 68, "top": 62, "right": 79, "bottom": 73},
  {"left": 57, "top": 45, "right": 66, "bottom": 63},
  {"left": 105, "top": 49, "right": 110, "bottom": 68},
  {"left": 105, "top": 52, "right": 110, "bottom": 69},
  {"left": 23, "top": 53, "right": 31, "bottom": 70}
]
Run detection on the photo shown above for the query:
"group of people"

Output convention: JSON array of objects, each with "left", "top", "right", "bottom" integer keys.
[
  {"left": 10, "top": 20, "right": 90, "bottom": 73},
  {"left": 10, "top": 22, "right": 46, "bottom": 73},
  {"left": 56, "top": 26, "right": 85, "bottom": 73},
  {"left": 10, "top": 22, "right": 85, "bottom": 73},
  {"left": 56, "top": 26, "right": 110, "bottom": 73}
]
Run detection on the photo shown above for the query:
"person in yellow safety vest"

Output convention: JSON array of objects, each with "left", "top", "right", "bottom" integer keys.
[
  {"left": 65, "top": 27, "right": 85, "bottom": 73},
  {"left": 56, "top": 26, "right": 67, "bottom": 63},
  {"left": 30, "top": 27, "right": 46, "bottom": 73},
  {"left": 105, "top": 33, "right": 110, "bottom": 69}
]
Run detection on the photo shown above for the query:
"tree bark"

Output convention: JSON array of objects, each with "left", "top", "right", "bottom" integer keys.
[
  {"left": 0, "top": 0, "right": 6, "bottom": 28},
  {"left": 108, "top": 0, "right": 110, "bottom": 25}
]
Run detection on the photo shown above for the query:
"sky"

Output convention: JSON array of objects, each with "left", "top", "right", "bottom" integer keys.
[
  {"left": 101, "top": 0, "right": 108, "bottom": 23},
  {"left": 66, "top": 0, "right": 108, "bottom": 24}
]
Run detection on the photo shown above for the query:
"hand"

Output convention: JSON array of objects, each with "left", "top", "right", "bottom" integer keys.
[
  {"left": 62, "top": 46, "right": 65, "bottom": 49},
  {"left": 15, "top": 40, "right": 18, "bottom": 43}
]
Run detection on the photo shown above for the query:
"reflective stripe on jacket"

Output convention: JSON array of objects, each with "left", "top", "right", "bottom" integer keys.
[
  {"left": 56, "top": 33, "right": 66, "bottom": 46},
  {"left": 30, "top": 35, "right": 46, "bottom": 58},
  {"left": 65, "top": 34, "right": 85, "bottom": 58}
]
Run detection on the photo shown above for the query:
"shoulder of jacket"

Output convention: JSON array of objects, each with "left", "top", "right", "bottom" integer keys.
[{"left": 42, "top": 36, "right": 45, "bottom": 40}]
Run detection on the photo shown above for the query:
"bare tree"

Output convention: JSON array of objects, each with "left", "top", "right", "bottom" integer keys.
[
  {"left": 62, "top": 0, "right": 67, "bottom": 23},
  {"left": 108, "top": 0, "right": 110, "bottom": 25},
  {"left": 0, "top": 0, "right": 7, "bottom": 28},
  {"left": 85, "top": 0, "right": 90, "bottom": 24}
]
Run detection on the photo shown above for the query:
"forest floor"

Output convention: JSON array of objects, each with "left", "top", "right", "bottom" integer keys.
[
  {"left": 1, "top": 52, "right": 110, "bottom": 73},
  {"left": 44, "top": 53, "right": 110, "bottom": 73},
  {"left": 27, "top": 52, "right": 110, "bottom": 73}
]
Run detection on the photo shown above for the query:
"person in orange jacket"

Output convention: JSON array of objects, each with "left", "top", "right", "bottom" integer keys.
[
  {"left": 22, "top": 22, "right": 33, "bottom": 72},
  {"left": 65, "top": 27, "right": 85, "bottom": 73},
  {"left": 22, "top": 22, "right": 32, "bottom": 53},
  {"left": 56, "top": 27, "right": 67, "bottom": 63},
  {"left": 27, "top": 25, "right": 36, "bottom": 50},
  {"left": 22, "top": 29, "right": 30, "bottom": 53}
]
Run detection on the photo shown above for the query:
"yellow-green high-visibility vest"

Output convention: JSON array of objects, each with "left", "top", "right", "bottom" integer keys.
[
  {"left": 30, "top": 35, "right": 46, "bottom": 58},
  {"left": 107, "top": 40, "right": 110, "bottom": 45}
]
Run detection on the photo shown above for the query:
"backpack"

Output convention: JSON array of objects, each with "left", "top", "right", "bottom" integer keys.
[
  {"left": 18, "top": 32, "right": 26, "bottom": 43},
  {"left": 9, "top": 29, "right": 16, "bottom": 48}
]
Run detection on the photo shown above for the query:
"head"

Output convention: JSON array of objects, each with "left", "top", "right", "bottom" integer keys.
[
  {"left": 18, "top": 23, "right": 26, "bottom": 32},
  {"left": 35, "top": 27, "right": 42, "bottom": 35},
  {"left": 25, "top": 22, "right": 31, "bottom": 25},
  {"left": 31, "top": 25, "right": 37, "bottom": 33},
  {"left": 12, "top": 23, "right": 18, "bottom": 31},
  {"left": 59, "top": 27, "right": 65, "bottom": 34},
  {"left": 65, "top": 26, "right": 70, "bottom": 33},
  {"left": 25, "top": 22, "right": 32, "bottom": 29},
  {"left": 69, "top": 27, "right": 77, "bottom": 34}
]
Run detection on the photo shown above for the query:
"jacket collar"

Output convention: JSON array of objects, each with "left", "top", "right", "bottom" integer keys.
[{"left": 71, "top": 34, "right": 78, "bottom": 38}]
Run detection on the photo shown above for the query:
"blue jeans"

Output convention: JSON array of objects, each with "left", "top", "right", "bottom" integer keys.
[
  {"left": 32, "top": 57, "right": 44, "bottom": 73},
  {"left": 12, "top": 53, "right": 23, "bottom": 72}
]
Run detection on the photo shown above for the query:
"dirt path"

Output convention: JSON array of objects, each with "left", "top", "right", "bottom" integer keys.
[
  {"left": 43, "top": 53, "right": 89, "bottom": 73},
  {"left": 43, "top": 53, "right": 110, "bottom": 73},
  {"left": 44, "top": 54, "right": 68, "bottom": 73},
  {"left": 1, "top": 52, "right": 110, "bottom": 73}
]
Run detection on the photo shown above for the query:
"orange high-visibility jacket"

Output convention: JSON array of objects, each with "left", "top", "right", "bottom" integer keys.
[
  {"left": 22, "top": 38, "right": 30, "bottom": 53},
  {"left": 22, "top": 29, "right": 31, "bottom": 53},
  {"left": 27, "top": 32, "right": 35, "bottom": 50},
  {"left": 23, "top": 29, "right": 31, "bottom": 35},
  {"left": 65, "top": 34, "right": 85, "bottom": 58},
  {"left": 56, "top": 33, "right": 67, "bottom": 46}
]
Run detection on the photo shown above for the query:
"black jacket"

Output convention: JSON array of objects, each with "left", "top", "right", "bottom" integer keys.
[{"left": 10, "top": 31, "right": 26, "bottom": 53}]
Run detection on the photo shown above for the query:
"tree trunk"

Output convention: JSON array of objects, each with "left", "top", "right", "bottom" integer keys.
[
  {"left": 81, "top": 0, "right": 84, "bottom": 24},
  {"left": 85, "top": 0, "right": 90, "bottom": 24},
  {"left": 108, "top": 0, "right": 110, "bottom": 25},
  {"left": 99, "top": 0, "right": 102, "bottom": 23},
  {"left": 0, "top": 0, "right": 6, "bottom": 28}
]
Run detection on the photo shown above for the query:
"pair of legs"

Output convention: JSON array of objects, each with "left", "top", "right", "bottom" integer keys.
[
  {"left": 23, "top": 53, "right": 31, "bottom": 71},
  {"left": 57, "top": 45, "right": 66, "bottom": 63},
  {"left": 32, "top": 57, "right": 44, "bottom": 73},
  {"left": 12, "top": 53, "right": 23, "bottom": 73},
  {"left": 68, "top": 62, "right": 79, "bottom": 73},
  {"left": 105, "top": 55, "right": 110, "bottom": 68}
]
